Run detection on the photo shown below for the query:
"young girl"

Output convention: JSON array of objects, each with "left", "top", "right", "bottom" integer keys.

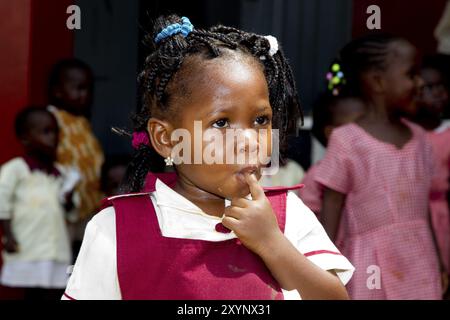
[
  {"left": 47, "top": 59, "right": 105, "bottom": 262},
  {"left": 315, "top": 34, "right": 442, "bottom": 299},
  {"left": 299, "top": 93, "right": 365, "bottom": 216},
  {"left": 47, "top": 59, "right": 104, "bottom": 222},
  {"left": 100, "top": 154, "right": 131, "bottom": 197},
  {"left": 63, "top": 15, "right": 354, "bottom": 300},
  {"left": 0, "top": 107, "right": 78, "bottom": 300},
  {"left": 414, "top": 56, "right": 450, "bottom": 288}
]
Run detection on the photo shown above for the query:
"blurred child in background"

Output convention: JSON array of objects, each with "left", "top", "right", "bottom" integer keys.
[
  {"left": 414, "top": 56, "right": 450, "bottom": 292},
  {"left": 47, "top": 59, "right": 104, "bottom": 260},
  {"left": 100, "top": 154, "right": 131, "bottom": 197},
  {"left": 0, "top": 107, "right": 78, "bottom": 300},
  {"left": 299, "top": 93, "right": 365, "bottom": 216},
  {"left": 315, "top": 34, "right": 443, "bottom": 299}
]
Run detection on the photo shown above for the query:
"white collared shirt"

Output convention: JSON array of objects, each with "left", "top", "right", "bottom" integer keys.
[
  {"left": 0, "top": 158, "right": 73, "bottom": 264},
  {"left": 63, "top": 178, "right": 354, "bottom": 300},
  {"left": 0, "top": 158, "right": 75, "bottom": 288}
]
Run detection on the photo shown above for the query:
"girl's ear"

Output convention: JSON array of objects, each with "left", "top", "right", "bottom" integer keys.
[
  {"left": 147, "top": 118, "right": 174, "bottom": 158},
  {"left": 18, "top": 133, "right": 31, "bottom": 148},
  {"left": 364, "top": 69, "right": 385, "bottom": 94}
]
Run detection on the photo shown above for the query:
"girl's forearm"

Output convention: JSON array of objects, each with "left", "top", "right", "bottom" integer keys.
[
  {"left": 1, "top": 219, "right": 19, "bottom": 253},
  {"left": 259, "top": 234, "right": 349, "bottom": 300},
  {"left": 427, "top": 210, "right": 445, "bottom": 271},
  {"left": 0, "top": 219, "right": 13, "bottom": 237},
  {"left": 320, "top": 188, "right": 346, "bottom": 241}
]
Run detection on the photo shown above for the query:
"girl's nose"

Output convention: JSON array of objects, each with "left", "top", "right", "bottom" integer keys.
[
  {"left": 236, "top": 129, "right": 259, "bottom": 154},
  {"left": 415, "top": 75, "right": 425, "bottom": 88}
]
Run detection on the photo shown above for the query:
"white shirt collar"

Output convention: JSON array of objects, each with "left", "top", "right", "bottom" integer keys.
[
  {"left": 154, "top": 178, "right": 223, "bottom": 219},
  {"left": 154, "top": 178, "right": 251, "bottom": 219},
  {"left": 152, "top": 178, "right": 240, "bottom": 241}
]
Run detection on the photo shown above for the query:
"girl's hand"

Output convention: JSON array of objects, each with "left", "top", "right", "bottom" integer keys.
[
  {"left": 64, "top": 191, "right": 75, "bottom": 212},
  {"left": 3, "top": 234, "right": 19, "bottom": 253},
  {"left": 222, "top": 173, "right": 284, "bottom": 256},
  {"left": 223, "top": 173, "right": 349, "bottom": 299}
]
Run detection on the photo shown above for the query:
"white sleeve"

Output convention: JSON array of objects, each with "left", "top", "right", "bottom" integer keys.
[
  {"left": 284, "top": 191, "right": 355, "bottom": 286},
  {"left": 0, "top": 159, "right": 28, "bottom": 219},
  {"left": 62, "top": 207, "right": 122, "bottom": 300}
]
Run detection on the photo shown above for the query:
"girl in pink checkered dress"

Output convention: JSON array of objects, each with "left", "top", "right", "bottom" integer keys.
[
  {"left": 315, "top": 34, "right": 443, "bottom": 299},
  {"left": 414, "top": 56, "right": 450, "bottom": 295}
]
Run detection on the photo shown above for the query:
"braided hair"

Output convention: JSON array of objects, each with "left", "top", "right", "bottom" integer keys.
[
  {"left": 122, "top": 14, "right": 302, "bottom": 193},
  {"left": 327, "top": 33, "right": 403, "bottom": 97}
]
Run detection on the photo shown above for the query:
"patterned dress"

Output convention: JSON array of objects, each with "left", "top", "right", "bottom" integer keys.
[
  {"left": 315, "top": 120, "right": 441, "bottom": 299},
  {"left": 48, "top": 106, "right": 104, "bottom": 220}
]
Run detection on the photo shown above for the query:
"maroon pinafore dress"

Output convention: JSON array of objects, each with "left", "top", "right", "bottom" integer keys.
[{"left": 102, "top": 172, "right": 303, "bottom": 300}]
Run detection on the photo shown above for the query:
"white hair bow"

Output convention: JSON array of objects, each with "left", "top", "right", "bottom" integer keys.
[
  {"left": 265, "top": 35, "right": 279, "bottom": 56},
  {"left": 260, "top": 35, "right": 279, "bottom": 60}
]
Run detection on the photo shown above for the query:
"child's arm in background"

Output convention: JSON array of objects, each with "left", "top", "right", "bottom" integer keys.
[
  {"left": 320, "top": 187, "right": 346, "bottom": 241},
  {"left": 63, "top": 191, "right": 75, "bottom": 212},
  {"left": 0, "top": 159, "right": 25, "bottom": 254},
  {"left": 223, "top": 173, "right": 349, "bottom": 300},
  {"left": 427, "top": 208, "right": 449, "bottom": 294},
  {"left": 0, "top": 220, "right": 18, "bottom": 253}
]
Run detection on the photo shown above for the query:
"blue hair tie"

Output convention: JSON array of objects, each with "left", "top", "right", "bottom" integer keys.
[{"left": 154, "top": 17, "right": 194, "bottom": 44}]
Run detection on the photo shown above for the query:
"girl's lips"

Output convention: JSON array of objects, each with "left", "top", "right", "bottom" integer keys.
[
  {"left": 237, "top": 166, "right": 258, "bottom": 175},
  {"left": 235, "top": 166, "right": 259, "bottom": 184}
]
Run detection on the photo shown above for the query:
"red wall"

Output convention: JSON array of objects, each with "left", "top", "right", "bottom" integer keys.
[
  {"left": 0, "top": 0, "right": 74, "bottom": 296},
  {"left": 0, "top": 0, "right": 74, "bottom": 164},
  {"left": 0, "top": 0, "right": 32, "bottom": 164},
  {"left": 352, "top": 0, "right": 447, "bottom": 55},
  {"left": 29, "top": 0, "right": 75, "bottom": 105}
]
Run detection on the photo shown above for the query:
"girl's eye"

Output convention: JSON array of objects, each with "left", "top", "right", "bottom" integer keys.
[
  {"left": 254, "top": 116, "right": 270, "bottom": 126},
  {"left": 212, "top": 119, "right": 229, "bottom": 129}
]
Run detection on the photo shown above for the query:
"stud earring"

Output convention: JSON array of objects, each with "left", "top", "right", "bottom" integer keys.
[{"left": 164, "top": 156, "right": 174, "bottom": 166}]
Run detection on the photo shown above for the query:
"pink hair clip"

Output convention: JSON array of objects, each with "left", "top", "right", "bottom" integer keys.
[{"left": 132, "top": 132, "right": 150, "bottom": 149}]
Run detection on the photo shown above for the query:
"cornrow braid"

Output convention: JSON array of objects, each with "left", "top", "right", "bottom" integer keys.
[
  {"left": 123, "top": 14, "right": 303, "bottom": 192},
  {"left": 335, "top": 33, "right": 403, "bottom": 97}
]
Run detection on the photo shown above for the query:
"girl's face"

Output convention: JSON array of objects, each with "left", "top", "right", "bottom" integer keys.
[
  {"left": 54, "top": 67, "right": 93, "bottom": 116},
  {"left": 418, "top": 67, "right": 449, "bottom": 116},
  {"left": 23, "top": 112, "right": 59, "bottom": 161},
  {"left": 160, "top": 54, "right": 273, "bottom": 199},
  {"left": 382, "top": 40, "right": 423, "bottom": 115}
]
